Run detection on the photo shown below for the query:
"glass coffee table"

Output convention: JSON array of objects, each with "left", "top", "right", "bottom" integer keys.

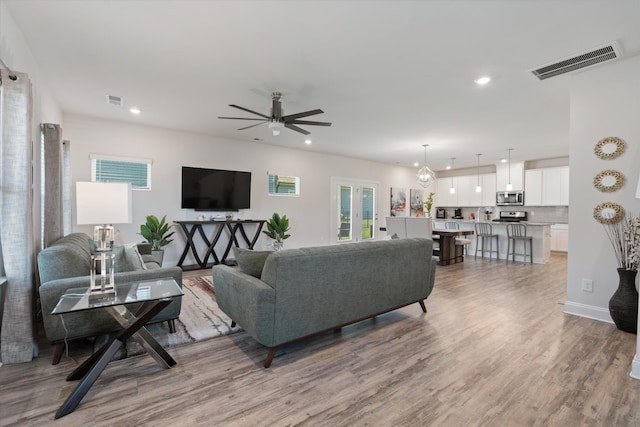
[{"left": 51, "top": 278, "right": 183, "bottom": 419}]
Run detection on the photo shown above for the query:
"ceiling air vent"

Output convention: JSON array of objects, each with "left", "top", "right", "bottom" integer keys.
[
  {"left": 529, "top": 41, "right": 622, "bottom": 80},
  {"left": 106, "top": 94, "right": 123, "bottom": 107}
]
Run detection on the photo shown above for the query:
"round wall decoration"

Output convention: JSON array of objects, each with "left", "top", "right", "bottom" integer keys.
[
  {"left": 593, "top": 202, "right": 625, "bottom": 224},
  {"left": 593, "top": 170, "right": 625, "bottom": 192},
  {"left": 594, "top": 137, "right": 626, "bottom": 160}
]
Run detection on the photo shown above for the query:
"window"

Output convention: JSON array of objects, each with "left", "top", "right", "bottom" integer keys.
[
  {"left": 268, "top": 173, "right": 300, "bottom": 196},
  {"left": 91, "top": 154, "right": 152, "bottom": 190}
]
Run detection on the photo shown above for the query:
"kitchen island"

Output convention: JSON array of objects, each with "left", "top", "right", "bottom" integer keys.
[{"left": 433, "top": 220, "right": 551, "bottom": 264}]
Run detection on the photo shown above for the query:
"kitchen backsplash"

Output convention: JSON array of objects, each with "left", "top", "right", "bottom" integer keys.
[{"left": 439, "top": 206, "right": 568, "bottom": 224}]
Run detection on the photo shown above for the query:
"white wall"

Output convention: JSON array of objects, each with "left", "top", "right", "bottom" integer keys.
[
  {"left": 63, "top": 114, "right": 423, "bottom": 266},
  {"left": 564, "top": 56, "right": 640, "bottom": 322}
]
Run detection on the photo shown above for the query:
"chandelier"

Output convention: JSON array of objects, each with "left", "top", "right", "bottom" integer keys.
[{"left": 417, "top": 144, "right": 436, "bottom": 187}]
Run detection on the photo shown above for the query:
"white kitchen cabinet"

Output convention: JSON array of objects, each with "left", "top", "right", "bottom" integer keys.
[
  {"left": 524, "top": 166, "right": 569, "bottom": 206},
  {"left": 456, "top": 175, "right": 480, "bottom": 206},
  {"left": 435, "top": 177, "right": 458, "bottom": 207},
  {"left": 550, "top": 224, "right": 569, "bottom": 252},
  {"left": 525, "top": 169, "right": 543, "bottom": 206},
  {"left": 481, "top": 173, "right": 497, "bottom": 206}
]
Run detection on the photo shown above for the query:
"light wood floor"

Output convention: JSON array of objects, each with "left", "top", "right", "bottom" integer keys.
[{"left": 2, "top": 253, "right": 640, "bottom": 426}]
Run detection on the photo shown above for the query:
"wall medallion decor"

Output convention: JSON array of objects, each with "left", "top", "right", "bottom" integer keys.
[
  {"left": 593, "top": 202, "right": 625, "bottom": 224},
  {"left": 593, "top": 170, "right": 625, "bottom": 193},
  {"left": 594, "top": 136, "right": 626, "bottom": 160}
]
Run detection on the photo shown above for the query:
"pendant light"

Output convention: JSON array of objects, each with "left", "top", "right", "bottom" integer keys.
[
  {"left": 506, "top": 148, "right": 513, "bottom": 191},
  {"left": 475, "top": 154, "right": 482, "bottom": 192},
  {"left": 417, "top": 144, "right": 436, "bottom": 187},
  {"left": 449, "top": 158, "right": 456, "bottom": 194}
]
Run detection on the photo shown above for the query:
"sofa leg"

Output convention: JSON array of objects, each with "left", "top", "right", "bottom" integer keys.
[
  {"left": 52, "top": 343, "right": 64, "bottom": 365},
  {"left": 418, "top": 300, "right": 427, "bottom": 313},
  {"left": 167, "top": 319, "right": 176, "bottom": 334},
  {"left": 231, "top": 320, "right": 236, "bottom": 328},
  {"left": 264, "top": 348, "right": 277, "bottom": 368}
]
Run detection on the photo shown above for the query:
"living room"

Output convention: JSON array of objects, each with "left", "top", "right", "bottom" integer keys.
[{"left": 2, "top": 1, "right": 640, "bottom": 425}]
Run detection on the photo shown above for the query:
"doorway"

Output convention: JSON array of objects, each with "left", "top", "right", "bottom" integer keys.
[{"left": 331, "top": 178, "right": 379, "bottom": 243}]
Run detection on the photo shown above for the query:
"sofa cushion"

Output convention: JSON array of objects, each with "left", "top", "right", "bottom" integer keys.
[
  {"left": 234, "top": 247, "right": 272, "bottom": 278},
  {"left": 123, "top": 243, "right": 147, "bottom": 271}
]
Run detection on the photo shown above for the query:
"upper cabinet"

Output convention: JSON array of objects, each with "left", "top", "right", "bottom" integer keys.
[
  {"left": 525, "top": 166, "right": 569, "bottom": 206},
  {"left": 435, "top": 173, "right": 496, "bottom": 207}
]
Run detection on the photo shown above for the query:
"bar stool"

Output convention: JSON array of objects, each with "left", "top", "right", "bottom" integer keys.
[
  {"left": 445, "top": 221, "right": 471, "bottom": 255},
  {"left": 474, "top": 222, "right": 499, "bottom": 260},
  {"left": 506, "top": 223, "right": 533, "bottom": 264}
]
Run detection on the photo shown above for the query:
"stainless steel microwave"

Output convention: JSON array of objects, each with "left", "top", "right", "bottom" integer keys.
[{"left": 496, "top": 191, "right": 524, "bottom": 206}]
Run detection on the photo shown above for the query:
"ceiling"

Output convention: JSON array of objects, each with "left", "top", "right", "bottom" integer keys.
[{"left": 5, "top": 0, "right": 640, "bottom": 171}]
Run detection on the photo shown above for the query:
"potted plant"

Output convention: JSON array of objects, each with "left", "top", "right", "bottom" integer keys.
[
  {"left": 262, "top": 212, "right": 291, "bottom": 251},
  {"left": 600, "top": 212, "right": 640, "bottom": 333},
  {"left": 423, "top": 192, "right": 435, "bottom": 218},
  {"left": 139, "top": 214, "right": 175, "bottom": 265}
]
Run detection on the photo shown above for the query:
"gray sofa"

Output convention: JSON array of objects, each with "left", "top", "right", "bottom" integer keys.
[
  {"left": 213, "top": 238, "right": 436, "bottom": 367},
  {"left": 37, "top": 233, "right": 183, "bottom": 364}
]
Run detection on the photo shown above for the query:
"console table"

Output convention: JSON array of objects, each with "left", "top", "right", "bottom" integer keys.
[
  {"left": 52, "top": 278, "right": 183, "bottom": 418},
  {"left": 174, "top": 220, "right": 266, "bottom": 270}
]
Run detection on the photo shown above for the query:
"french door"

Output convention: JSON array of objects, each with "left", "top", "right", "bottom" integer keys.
[{"left": 331, "top": 178, "right": 378, "bottom": 243}]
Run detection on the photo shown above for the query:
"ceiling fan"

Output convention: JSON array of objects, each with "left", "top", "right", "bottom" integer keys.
[{"left": 218, "top": 92, "right": 332, "bottom": 136}]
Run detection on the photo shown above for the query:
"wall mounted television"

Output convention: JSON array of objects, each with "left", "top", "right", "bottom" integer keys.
[{"left": 181, "top": 166, "right": 251, "bottom": 211}]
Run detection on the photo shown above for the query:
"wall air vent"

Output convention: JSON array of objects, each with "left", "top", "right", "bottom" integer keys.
[
  {"left": 529, "top": 41, "right": 622, "bottom": 80},
  {"left": 106, "top": 94, "right": 123, "bottom": 106}
]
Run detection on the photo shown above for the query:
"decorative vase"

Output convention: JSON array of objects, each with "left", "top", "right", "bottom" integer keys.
[
  {"left": 608, "top": 268, "right": 638, "bottom": 334},
  {"left": 272, "top": 240, "right": 283, "bottom": 251},
  {"left": 152, "top": 249, "right": 164, "bottom": 266}
]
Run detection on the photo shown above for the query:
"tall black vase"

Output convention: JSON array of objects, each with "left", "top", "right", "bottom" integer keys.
[{"left": 608, "top": 268, "right": 638, "bottom": 334}]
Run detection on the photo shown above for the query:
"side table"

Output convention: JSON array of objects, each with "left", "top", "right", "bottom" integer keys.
[{"left": 51, "top": 278, "right": 183, "bottom": 419}]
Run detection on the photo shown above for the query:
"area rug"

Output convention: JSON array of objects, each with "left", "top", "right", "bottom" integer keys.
[{"left": 94, "top": 275, "right": 242, "bottom": 359}]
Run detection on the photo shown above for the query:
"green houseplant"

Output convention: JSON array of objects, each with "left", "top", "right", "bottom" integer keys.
[
  {"left": 262, "top": 212, "right": 291, "bottom": 250},
  {"left": 423, "top": 192, "right": 435, "bottom": 217},
  {"left": 139, "top": 214, "right": 175, "bottom": 264}
]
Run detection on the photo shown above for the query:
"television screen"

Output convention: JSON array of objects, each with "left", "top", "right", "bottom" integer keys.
[{"left": 181, "top": 167, "right": 251, "bottom": 211}]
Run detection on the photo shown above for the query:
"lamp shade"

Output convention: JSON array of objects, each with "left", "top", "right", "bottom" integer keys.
[{"left": 76, "top": 182, "right": 132, "bottom": 225}]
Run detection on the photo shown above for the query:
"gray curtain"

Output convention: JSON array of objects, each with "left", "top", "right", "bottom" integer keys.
[
  {"left": 41, "top": 123, "right": 65, "bottom": 248},
  {"left": 0, "top": 69, "right": 36, "bottom": 363}
]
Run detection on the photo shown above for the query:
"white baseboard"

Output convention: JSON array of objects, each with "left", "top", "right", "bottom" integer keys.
[
  {"left": 630, "top": 355, "right": 640, "bottom": 380},
  {"left": 563, "top": 301, "right": 613, "bottom": 324}
]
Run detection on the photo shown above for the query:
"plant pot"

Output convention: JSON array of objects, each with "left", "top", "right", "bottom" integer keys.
[
  {"left": 152, "top": 250, "right": 164, "bottom": 266},
  {"left": 608, "top": 268, "right": 638, "bottom": 334},
  {"left": 272, "top": 240, "right": 283, "bottom": 251}
]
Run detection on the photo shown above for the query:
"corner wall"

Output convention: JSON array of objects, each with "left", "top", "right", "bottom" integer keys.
[{"left": 565, "top": 56, "right": 640, "bottom": 322}]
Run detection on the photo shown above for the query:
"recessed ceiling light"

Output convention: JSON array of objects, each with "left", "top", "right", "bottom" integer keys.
[
  {"left": 305, "top": 139, "right": 312, "bottom": 145},
  {"left": 413, "top": 162, "right": 419, "bottom": 167},
  {"left": 500, "top": 158, "right": 507, "bottom": 163},
  {"left": 475, "top": 76, "right": 491, "bottom": 85},
  {"left": 129, "top": 107, "right": 141, "bottom": 114},
  {"left": 446, "top": 165, "right": 452, "bottom": 170}
]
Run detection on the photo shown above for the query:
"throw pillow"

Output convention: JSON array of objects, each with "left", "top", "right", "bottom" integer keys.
[
  {"left": 234, "top": 247, "right": 272, "bottom": 278},
  {"left": 123, "top": 242, "right": 148, "bottom": 271}
]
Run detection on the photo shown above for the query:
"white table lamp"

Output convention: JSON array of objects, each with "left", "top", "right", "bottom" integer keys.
[{"left": 76, "top": 182, "right": 132, "bottom": 294}]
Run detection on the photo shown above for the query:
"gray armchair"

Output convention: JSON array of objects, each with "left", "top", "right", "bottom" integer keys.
[{"left": 37, "top": 233, "right": 182, "bottom": 364}]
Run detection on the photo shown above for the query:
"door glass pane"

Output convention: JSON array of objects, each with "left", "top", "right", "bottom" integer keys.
[
  {"left": 361, "top": 186, "right": 375, "bottom": 240},
  {"left": 338, "top": 185, "right": 352, "bottom": 241}
]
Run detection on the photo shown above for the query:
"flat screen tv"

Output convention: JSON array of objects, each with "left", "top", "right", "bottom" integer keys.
[{"left": 181, "top": 166, "right": 251, "bottom": 211}]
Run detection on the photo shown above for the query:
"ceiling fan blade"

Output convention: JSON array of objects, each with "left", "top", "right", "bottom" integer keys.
[
  {"left": 218, "top": 117, "right": 266, "bottom": 121},
  {"left": 228, "top": 104, "right": 270, "bottom": 119},
  {"left": 237, "top": 122, "right": 267, "bottom": 131},
  {"left": 290, "top": 120, "right": 332, "bottom": 127},
  {"left": 283, "top": 109, "right": 324, "bottom": 121},
  {"left": 284, "top": 123, "right": 311, "bottom": 135}
]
